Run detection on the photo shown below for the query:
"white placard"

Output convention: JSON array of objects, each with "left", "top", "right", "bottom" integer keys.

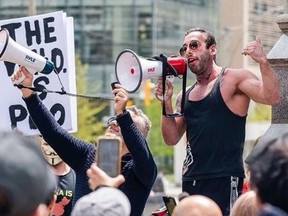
[{"left": 0, "top": 11, "right": 77, "bottom": 135}]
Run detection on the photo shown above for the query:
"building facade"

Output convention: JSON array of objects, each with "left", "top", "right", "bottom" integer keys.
[{"left": 0, "top": 0, "right": 220, "bottom": 94}]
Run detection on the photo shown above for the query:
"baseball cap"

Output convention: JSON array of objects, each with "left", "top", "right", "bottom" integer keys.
[
  {"left": 0, "top": 132, "right": 57, "bottom": 216},
  {"left": 71, "top": 187, "right": 131, "bottom": 216}
]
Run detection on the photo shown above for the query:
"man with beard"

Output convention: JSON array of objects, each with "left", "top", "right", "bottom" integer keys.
[
  {"left": 154, "top": 28, "right": 280, "bottom": 216},
  {"left": 37, "top": 136, "right": 75, "bottom": 216}
]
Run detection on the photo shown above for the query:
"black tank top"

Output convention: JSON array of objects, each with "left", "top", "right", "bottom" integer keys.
[{"left": 182, "top": 69, "right": 246, "bottom": 181}]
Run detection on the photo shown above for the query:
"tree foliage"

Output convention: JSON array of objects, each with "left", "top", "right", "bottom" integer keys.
[
  {"left": 72, "top": 55, "right": 109, "bottom": 143},
  {"left": 143, "top": 98, "right": 174, "bottom": 157},
  {"left": 142, "top": 98, "right": 174, "bottom": 173},
  {"left": 247, "top": 103, "right": 271, "bottom": 121}
]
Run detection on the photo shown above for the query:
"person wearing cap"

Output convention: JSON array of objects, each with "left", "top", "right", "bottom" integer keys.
[
  {"left": 37, "top": 135, "right": 76, "bottom": 216},
  {"left": 11, "top": 66, "right": 158, "bottom": 216},
  {"left": 72, "top": 163, "right": 130, "bottom": 216},
  {"left": 72, "top": 187, "right": 131, "bottom": 216},
  {"left": 0, "top": 131, "right": 58, "bottom": 216}
]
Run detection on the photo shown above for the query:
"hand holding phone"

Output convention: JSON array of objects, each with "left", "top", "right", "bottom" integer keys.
[
  {"left": 96, "top": 136, "right": 122, "bottom": 177},
  {"left": 162, "top": 196, "right": 177, "bottom": 216},
  {"left": 87, "top": 163, "right": 125, "bottom": 190}
]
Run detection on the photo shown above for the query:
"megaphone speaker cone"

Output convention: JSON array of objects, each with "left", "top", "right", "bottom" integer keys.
[
  {"left": 115, "top": 49, "right": 163, "bottom": 93},
  {"left": 0, "top": 28, "right": 9, "bottom": 59},
  {"left": 0, "top": 28, "right": 54, "bottom": 76},
  {"left": 115, "top": 49, "right": 142, "bottom": 93}
]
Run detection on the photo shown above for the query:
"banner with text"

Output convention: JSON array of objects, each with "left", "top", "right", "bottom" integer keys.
[{"left": 0, "top": 11, "right": 77, "bottom": 136}]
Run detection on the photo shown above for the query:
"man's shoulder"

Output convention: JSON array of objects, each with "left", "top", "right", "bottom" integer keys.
[
  {"left": 223, "top": 67, "right": 251, "bottom": 75},
  {"left": 221, "top": 68, "right": 256, "bottom": 88},
  {"left": 223, "top": 67, "right": 253, "bottom": 78}
]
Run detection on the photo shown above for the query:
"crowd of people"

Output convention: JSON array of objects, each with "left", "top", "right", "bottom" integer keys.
[{"left": 1, "top": 26, "right": 286, "bottom": 216}]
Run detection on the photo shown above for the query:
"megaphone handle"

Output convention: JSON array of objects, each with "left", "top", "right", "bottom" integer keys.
[
  {"left": 162, "top": 65, "right": 187, "bottom": 118},
  {"left": 12, "top": 67, "right": 37, "bottom": 85},
  {"left": 166, "top": 75, "right": 174, "bottom": 83},
  {"left": 12, "top": 73, "right": 26, "bottom": 85}
]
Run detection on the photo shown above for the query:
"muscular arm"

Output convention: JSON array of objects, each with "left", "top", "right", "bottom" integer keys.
[
  {"left": 239, "top": 37, "right": 280, "bottom": 105},
  {"left": 161, "top": 92, "right": 186, "bottom": 145},
  {"left": 154, "top": 77, "right": 186, "bottom": 145},
  {"left": 241, "top": 60, "right": 279, "bottom": 105}
]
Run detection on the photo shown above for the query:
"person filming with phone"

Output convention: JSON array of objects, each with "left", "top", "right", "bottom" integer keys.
[{"left": 11, "top": 66, "right": 157, "bottom": 216}]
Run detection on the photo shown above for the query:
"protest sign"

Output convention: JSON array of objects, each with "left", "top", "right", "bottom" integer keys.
[{"left": 0, "top": 11, "right": 77, "bottom": 135}]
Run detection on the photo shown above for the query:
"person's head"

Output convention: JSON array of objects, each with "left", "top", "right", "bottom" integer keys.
[
  {"left": 230, "top": 190, "right": 260, "bottom": 216},
  {"left": 258, "top": 204, "right": 288, "bottom": 216},
  {"left": 106, "top": 105, "right": 152, "bottom": 138},
  {"left": 36, "top": 135, "right": 63, "bottom": 166},
  {"left": 179, "top": 28, "right": 217, "bottom": 75},
  {"left": 0, "top": 131, "right": 57, "bottom": 216},
  {"left": 249, "top": 133, "right": 288, "bottom": 213},
  {"left": 172, "top": 194, "right": 222, "bottom": 216},
  {"left": 71, "top": 187, "right": 131, "bottom": 216},
  {"left": 244, "top": 136, "right": 262, "bottom": 191}
]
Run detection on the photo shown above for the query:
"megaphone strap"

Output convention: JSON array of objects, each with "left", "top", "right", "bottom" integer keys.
[
  {"left": 14, "top": 68, "right": 113, "bottom": 101},
  {"left": 14, "top": 84, "right": 113, "bottom": 101},
  {"left": 155, "top": 54, "right": 187, "bottom": 118},
  {"left": 152, "top": 54, "right": 179, "bottom": 78}
]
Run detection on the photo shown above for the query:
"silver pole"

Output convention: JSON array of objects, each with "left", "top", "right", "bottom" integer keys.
[{"left": 28, "top": 0, "right": 37, "bottom": 16}]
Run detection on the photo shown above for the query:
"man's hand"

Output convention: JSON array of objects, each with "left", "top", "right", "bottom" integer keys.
[
  {"left": 242, "top": 36, "right": 268, "bottom": 64},
  {"left": 153, "top": 76, "right": 174, "bottom": 102},
  {"left": 11, "top": 66, "right": 34, "bottom": 98},
  {"left": 87, "top": 163, "right": 125, "bottom": 190},
  {"left": 112, "top": 83, "right": 129, "bottom": 115}
]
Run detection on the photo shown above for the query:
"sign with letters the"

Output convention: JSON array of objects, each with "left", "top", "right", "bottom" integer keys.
[{"left": 0, "top": 11, "right": 77, "bottom": 135}]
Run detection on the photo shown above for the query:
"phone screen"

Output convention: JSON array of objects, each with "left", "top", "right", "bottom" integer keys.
[
  {"left": 96, "top": 136, "right": 121, "bottom": 177},
  {"left": 163, "top": 196, "right": 177, "bottom": 216}
]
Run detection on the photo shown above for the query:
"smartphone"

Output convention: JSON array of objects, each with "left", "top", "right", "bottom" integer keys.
[
  {"left": 162, "top": 196, "right": 177, "bottom": 216},
  {"left": 96, "top": 136, "right": 122, "bottom": 177}
]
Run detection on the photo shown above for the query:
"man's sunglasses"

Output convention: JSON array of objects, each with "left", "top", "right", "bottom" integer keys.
[
  {"left": 106, "top": 116, "right": 118, "bottom": 127},
  {"left": 179, "top": 40, "right": 200, "bottom": 56}
]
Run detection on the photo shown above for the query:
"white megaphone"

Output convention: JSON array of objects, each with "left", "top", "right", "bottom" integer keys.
[
  {"left": 115, "top": 49, "right": 187, "bottom": 93},
  {"left": 0, "top": 28, "right": 55, "bottom": 84}
]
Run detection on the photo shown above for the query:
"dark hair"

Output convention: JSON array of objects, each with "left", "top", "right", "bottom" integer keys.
[
  {"left": 249, "top": 133, "right": 288, "bottom": 212},
  {"left": 184, "top": 28, "right": 217, "bottom": 49}
]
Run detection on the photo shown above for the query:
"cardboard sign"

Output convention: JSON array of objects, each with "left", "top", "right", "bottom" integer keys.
[{"left": 0, "top": 11, "right": 77, "bottom": 135}]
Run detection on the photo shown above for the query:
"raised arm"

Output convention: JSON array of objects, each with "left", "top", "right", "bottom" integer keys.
[
  {"left": 112, "top": 84, "right": 157, "bottom": 186},
  {"left": 239, "top": 36, "right": 280, "bottom": 105},
  {"left": 154, "top": 77, "right": 186, "bottom": 145},
  {"left": 11, "top": 66, "right": 95, "bottom": 170}
]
